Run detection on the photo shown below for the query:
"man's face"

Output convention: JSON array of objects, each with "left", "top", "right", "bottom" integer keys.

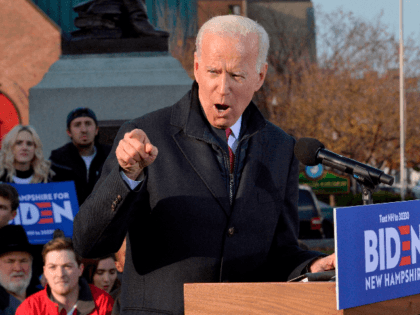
[
  {"left": 67, "top": 117, "right": 98, "bottom": 148},
  {"left": 0, "top": 197, "right": 16, "bottom": 229},
  {"left": 194, "top": 32, "right": 267, "bottom": 129},
  {"left": 43, "top": 250, "right": 83, "bottom": 297},
  {"left": 0, "top": 251, "right": 32, "bottom": 296}
]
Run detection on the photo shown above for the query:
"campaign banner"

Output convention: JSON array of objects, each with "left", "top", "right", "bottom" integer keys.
[
  {"left": 335, "top": 200, "right": 420, "bottom": 309},
  {"left": 9, "top": 181, "right": 79, "bottom": 245}
]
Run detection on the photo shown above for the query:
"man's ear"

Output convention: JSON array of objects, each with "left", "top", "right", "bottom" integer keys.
[
  {"left": 66, "top": 129, "right": 72, "bottom": 138},
  {"left": 115, "top": 261, "right": 123, "bottom": 273},
  {"left": 10, "top": 210, "right": 17, "bottom": 220},
  {"left": 79, "top": 263, "right": 84, "bottom": 276},
  {"left": 194, "top": 52, "right": 200, "bottom": 78},
  {"left": 94, "top": 127, "right": 99, "bottom": 136},
  {"left": 255, "top": 62, "right": 268, "bottom": 92}
]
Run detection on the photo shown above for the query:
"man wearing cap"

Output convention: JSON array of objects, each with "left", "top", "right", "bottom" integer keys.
[
  {"left": 50, "top": 108, "right": 112, "bottom": 205},
  {"left": 0, "top": 225, "right": 36, "bottom": 314}
]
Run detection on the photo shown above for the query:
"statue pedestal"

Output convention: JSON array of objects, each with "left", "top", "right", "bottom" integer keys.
[
  {"left": 29, "top": 52, "right": 192, "bottom": 157},
  {"left": 62, "top": 36, "right": 169, "bottom": 55}
]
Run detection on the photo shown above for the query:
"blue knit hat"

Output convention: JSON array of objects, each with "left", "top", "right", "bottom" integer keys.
[{"left": 66, "top": 107, "right": 98, "bottom": 128}]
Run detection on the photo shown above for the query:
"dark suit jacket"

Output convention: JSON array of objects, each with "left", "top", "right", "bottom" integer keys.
[{"left": 73, "top": 82, "right": 322, "bottom": 315}]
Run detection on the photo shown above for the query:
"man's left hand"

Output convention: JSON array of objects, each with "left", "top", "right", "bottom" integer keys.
[{"left": 309, "top": 253, "right": 336, "bottom": 273}]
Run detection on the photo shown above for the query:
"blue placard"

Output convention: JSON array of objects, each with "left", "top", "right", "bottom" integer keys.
[
  {"left": 335, "top": 200, "right": 420, "bottom": 309},
  {"left": 8, "top": 182, "right": 79, "bottom": 244}
]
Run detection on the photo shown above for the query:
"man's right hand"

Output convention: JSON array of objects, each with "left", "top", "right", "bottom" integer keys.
[{"left": 116, "top": 129, "right": 158, "bottom": 180}]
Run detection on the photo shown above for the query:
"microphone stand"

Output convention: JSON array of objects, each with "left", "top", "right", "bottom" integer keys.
[
  {"left": 321, "top": 160, "right": 378, "bottom": 205},
  {"left": 353, "top": 165, "right": 377, "bottom": 205}
]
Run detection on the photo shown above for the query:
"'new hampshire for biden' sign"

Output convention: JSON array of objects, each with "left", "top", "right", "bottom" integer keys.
[
  {"left": 9, "top": 181, "right": 79, "bottom": 244},
  {"left": 335, "top": 199, "right": 420, "bottom": 309}
]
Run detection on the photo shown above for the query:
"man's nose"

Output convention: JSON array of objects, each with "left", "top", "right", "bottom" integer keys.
[
  {"left": 217, "top": 72, "right": 230, "bottom": 95},
  {"left": 12, "top": 261, "right": 25, "bottom": 272},
  {"left": 56, "top": 266, "right": 66, "bottom": 277}
]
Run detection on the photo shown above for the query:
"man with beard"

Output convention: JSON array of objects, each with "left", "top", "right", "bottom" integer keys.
[
  {"left": 16, "top": 236, "right": 113, "bottom": 314},
  {"left": 0, "top": 225, "right": 34, "bottom": 314},
  {"left": 50, "top": 108, "right": 111, "bottom": 205}
]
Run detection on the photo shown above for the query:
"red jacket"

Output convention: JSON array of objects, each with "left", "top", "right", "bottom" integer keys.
[{"left": 16, "top": 279, "right": 114, "bottom": 315}]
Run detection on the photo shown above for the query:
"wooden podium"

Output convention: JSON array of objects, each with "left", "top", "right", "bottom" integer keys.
[{"left": 184, "top": 282, "right": 420, "bottom": 314}]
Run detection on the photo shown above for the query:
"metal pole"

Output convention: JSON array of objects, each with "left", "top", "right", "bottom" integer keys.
[{"left": 399, "top": 0, "right": 406, "bottom": 200}]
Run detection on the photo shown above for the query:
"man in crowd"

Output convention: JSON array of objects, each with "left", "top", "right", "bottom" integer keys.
[
  {"left": 73, "top": 15, "right": 335, "bottom": 314},
  {"left": 16, "top": 236, "right": 113, "bottom": 314},
  {"left": 50, "top": 107, "right": 111, "bottom": 205},
  {"left": 0, "top": 225, "right": 35, "bottom": 314},
  {"left": 0, "top": 184, "right": 18, "bottom": 229}
]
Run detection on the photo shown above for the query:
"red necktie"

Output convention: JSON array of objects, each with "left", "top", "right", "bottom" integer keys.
[{"left": 225, "top": 128, "right": 234, "bottom": 173}]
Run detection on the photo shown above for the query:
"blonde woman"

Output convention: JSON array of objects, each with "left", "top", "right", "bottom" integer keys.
[{"left": 0, "top": 125, "right": 55, "bottom": 183}]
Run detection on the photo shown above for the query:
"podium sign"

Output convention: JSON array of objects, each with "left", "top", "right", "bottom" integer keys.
[
  {"left": 335, "top": 200, "right": 420, "bottom": 310},
  {"left": 9, "top": 181, "right": 79, "bottom": 244}
]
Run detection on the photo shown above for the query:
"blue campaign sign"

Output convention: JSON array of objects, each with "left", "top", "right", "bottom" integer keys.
[
  {"left": 9, "top": 181, "right": 79, "bottom": 245},
  {"left": 335, "top": 200, "right": 420, "bottom": 310}
]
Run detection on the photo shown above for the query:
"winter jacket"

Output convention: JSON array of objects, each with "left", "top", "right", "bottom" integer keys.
[
  {"left": 16, "top": 278, "right": 113, "bottom": 315},
  {"left": 49, "top": 142, "right": 111, "bottom": 205}
]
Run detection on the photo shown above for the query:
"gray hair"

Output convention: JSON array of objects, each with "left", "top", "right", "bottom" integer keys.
[{"left": 195, "top": 15, "right": 270, "bottom": 73}]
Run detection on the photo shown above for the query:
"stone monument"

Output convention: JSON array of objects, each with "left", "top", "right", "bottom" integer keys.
[{"left": 30, "top": 0, "right": 192, "bottom": 157}]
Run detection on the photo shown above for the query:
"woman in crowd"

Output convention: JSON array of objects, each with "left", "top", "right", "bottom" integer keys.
[
  {"left": 0, "top": 125, "right": 55, "bottom": 183},
  {"left": 82, "top": 254, "right": 121, "bottom": 299}
]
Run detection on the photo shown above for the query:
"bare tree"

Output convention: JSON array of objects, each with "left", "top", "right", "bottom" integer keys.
[{"left": 263, "top": 8, "right": 420, "bottom": 171}]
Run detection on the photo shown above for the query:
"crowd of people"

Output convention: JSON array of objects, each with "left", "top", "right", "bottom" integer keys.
[
  {"left": 0, "top": 14, "right": 336, "bottom": 315},
  {"left": 0, "top": 106, "right": 119, "bottom": 314}
]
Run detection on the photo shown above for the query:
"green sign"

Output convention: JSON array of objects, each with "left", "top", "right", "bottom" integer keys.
[{"left": 299, "top": 171, "right": 350, "bottom": 194}]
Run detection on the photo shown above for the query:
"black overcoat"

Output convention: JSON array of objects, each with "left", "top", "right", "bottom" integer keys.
[
  {"left": 49, "top": 142, "right": 111, "bottom": 205},
  {"left": 73, "top": 82, "right": 322, "bottom": 314}
]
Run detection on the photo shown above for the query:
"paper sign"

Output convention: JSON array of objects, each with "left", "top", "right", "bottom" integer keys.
[{"left": 9, "top": 181, "right": 79, "bottom": 244}]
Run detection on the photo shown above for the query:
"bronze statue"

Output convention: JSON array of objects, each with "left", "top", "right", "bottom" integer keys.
[{"left": 71, "top": 0, "right": 169, "bottom": 40}]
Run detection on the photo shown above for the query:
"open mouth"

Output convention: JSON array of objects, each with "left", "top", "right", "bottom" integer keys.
[{"left": 215, "top": 104, "right": 229, "bottom": 112}]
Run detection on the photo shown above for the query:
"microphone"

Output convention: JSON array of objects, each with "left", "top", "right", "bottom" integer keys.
[{"left": 294, "top": 137, "right": 394, "bottom": 186}]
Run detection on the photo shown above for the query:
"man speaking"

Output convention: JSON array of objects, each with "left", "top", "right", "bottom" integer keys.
[{"left": 73, "top": 15, "right": 335, "bottom": 314}]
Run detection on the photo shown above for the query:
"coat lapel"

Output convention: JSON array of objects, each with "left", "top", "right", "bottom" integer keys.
[
  {"left": 173, "top": 132, "right": 231, "bottom": 216},
  {"left": 170, "top": 82, "right": 231, "bottom": 216}
]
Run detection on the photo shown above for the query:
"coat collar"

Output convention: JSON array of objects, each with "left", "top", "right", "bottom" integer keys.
[
  {"left": 47, "top": 278, "right": 95, "bottom": 315},
  {"left": 170, "top": 81, "right": 267, "bottom": 143},
  {"left": 0, "top": 285, "right": 9, "bottom": 311},
  {"left": 170, "top": 81, "right": 267, "bottom": 216}
]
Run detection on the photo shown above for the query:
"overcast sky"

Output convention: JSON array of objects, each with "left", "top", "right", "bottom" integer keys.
[{"left": 312, "top": 0, "right": 420, "bottom": 40}]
